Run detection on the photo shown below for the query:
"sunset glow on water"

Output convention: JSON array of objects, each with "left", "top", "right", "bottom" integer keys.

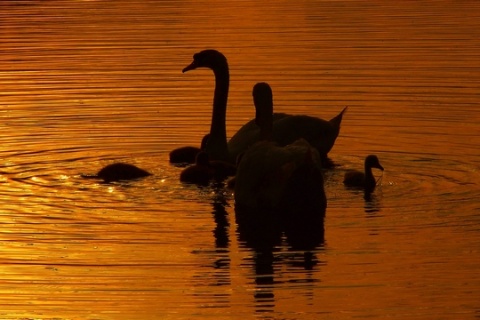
[{"left": 0, "top": 1, "right": 479, "bottom": 319}]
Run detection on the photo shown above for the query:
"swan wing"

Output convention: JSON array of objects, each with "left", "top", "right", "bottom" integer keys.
[
  {"left": 229, "top": 109, "right": 345, "bottom": 160},
  {"left": 271, "top": 115, "right": 342, "bottom": 157}
]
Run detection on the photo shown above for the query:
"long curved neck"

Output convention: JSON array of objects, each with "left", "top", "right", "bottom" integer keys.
[{"left": 207, "top": 63, "right": 230, "bottom": 162}]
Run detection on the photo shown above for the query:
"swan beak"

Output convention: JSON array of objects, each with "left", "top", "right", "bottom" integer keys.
[
  {"left": 182, "top": 61, "right": 198, "bottom": 73},
  {"left": 377, "top": 164, "right": 384, "bottom": 171}
]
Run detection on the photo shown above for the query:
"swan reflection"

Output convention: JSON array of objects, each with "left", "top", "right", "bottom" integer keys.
[{"left": 235, "top": 202, "right": 325, "bottom": 314}]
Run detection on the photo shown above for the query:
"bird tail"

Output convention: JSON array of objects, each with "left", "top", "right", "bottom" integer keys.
[{"left": 329, "top": 106, "right": 348, "bottom": 128}]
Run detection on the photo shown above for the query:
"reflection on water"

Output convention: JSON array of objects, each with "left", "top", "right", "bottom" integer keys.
[
  {"left": 235, "top": 202, "right": 325, "bottom": 315},
  {"left": 364, "top": 193, "right": 382, "bottom": 214},
  {"left": 1, "top": 0, "right": 480, "bottom": 319}
]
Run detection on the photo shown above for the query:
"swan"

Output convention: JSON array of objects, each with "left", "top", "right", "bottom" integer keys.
[
  {"left": 183, "top": 50, "right": 231, "bottom": 162},
  {"left": 182, "top": 49, "right": 346, "bottom": 164},
  {"left": 229, "top": 106, "right": 347, "bottom": 164},
  {"left": 169, "top": 133, "right": 210, "bottom": 165},
  {"left": 82, "top": 162, "right": 151, "bottom": 183},
  {"left": 234, "top": 82, "right": 327, "bottom": 211},
  {"left": 343, "top": 155, "right": 384, "bottom": 194},
  {"left": 180, "top": 151, "right": 236, "bottom": 185}
]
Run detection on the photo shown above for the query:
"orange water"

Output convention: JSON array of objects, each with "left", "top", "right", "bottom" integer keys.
[{"left": 0, "top": 1, "right": 479, "bottom": 319}]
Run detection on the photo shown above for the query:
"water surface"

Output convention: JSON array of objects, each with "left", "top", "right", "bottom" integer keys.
[{"left": 0, "top": 1, "right": 479, "bottom": 319}]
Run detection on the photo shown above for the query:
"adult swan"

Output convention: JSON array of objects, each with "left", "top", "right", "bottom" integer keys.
[
  {"left": 234, "top": 82, "right": 327, "bottom": 213},
  {"left": 182, "top": 49, "right": 347, "bottom": 163}
]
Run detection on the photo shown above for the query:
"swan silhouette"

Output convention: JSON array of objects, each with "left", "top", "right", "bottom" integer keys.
[
  {"left": 182, "top": 49, "right": 347, "bottom": 163},
  {"left": 82, "top": 162, "right": 151, "bottom": 183},
  {"left": 169, "top": 133, "right": 210, "bottom": 165},
  {"left": 180, "top": 151, "right": 236, "bottom": 186},
  {"left": 234, "top": 82, "right": 327, "bottom": 211},
  {"left": 183, "top": 50, "right": 231, "bottom": 162},
  {"left": 343, "top": 155, "right": 384, "bottom": 194}
]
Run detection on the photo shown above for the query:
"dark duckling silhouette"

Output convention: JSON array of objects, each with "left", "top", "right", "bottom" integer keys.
[
  {"left": 169, "top": 133, "right": 210, "bottom": 165},
  {"left": 343, "top": 155, "right": 384, "bottom": 194},
  {"left": 180, "top": 151, "right": 236, "bottom": 186},
  {"left": 82, "top": 162, "right": 151, "bottom": 183}
]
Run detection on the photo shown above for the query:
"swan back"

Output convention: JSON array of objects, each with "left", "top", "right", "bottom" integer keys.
[
  {"left": 228, "top": 103, "right": 347, "bottom": 162},
  {"left": 96, "top": 163, "right": 151, "bottom": 183},
  {"left": 269, "top": 106, "right": 347, "bottom": 157}
]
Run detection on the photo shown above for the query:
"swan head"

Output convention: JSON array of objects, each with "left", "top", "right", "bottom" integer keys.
[
  {"left": 365, "top": 155, "right": 384, "bottom": 171},
  {"left": 252, "top": 82, "right": 273, "bottom": 127},
  {"left": 182, "top": 49, "right": 227, "bottom": 73}
]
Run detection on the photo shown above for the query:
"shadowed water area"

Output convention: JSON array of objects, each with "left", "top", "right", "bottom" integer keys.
[{"left": 0, "top": 1, "right": 479, "bottom": 319}]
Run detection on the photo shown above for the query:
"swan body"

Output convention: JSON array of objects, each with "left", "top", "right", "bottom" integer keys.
[
  {"left": 182, "top": 49, "right": 346, "bottom": 164},
  {"left": 169, "top": 133, "right": 210, "bottom": 165},
  {"left": 180, "top": 151, "right": 236, "bottom": 185},
  {"left": 229, "top": 107, "right": 347, "bottom": 162},
  {"left": 234, "top": 83, "right": 326, "bottom": 211},
  {"left": 83, "top": 162, "right": 151, "bottom": 183},
  {"left": 343, "top": 155, "right": 384, "bottom": 193}
]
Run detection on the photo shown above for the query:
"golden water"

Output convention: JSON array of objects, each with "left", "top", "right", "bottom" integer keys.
[{"left": 0, "top": 1, "right": 479, "bottom": 319}]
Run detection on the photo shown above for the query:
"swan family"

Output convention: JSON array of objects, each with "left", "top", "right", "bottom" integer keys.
[
  {"left": 88, "top": 48, "right": 384, "bottom": 206},
  {"left": 181, "top": 49, "right": 347, "bottom": 164},
  {"left": 179, "top": 49, "right": 383, "bottom": 199}
]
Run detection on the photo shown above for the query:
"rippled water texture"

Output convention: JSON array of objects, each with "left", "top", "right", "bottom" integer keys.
[{"left": 0, "top": 1, "right": 479, "bottom": 319}]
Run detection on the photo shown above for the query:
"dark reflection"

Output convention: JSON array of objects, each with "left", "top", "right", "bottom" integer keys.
[
  {"left": 364, "top": 192, "right": 382, "bottom": 214},
  {"left": 211, "top": 184, "right": 233, "bottom": 287},
  {"left": 191, "top": 184, "right": 232, "bottom": 295},
  {"left": 253, "top": 250, "right": 275, "bottom": 313},
  {"left": 235, "top": 202, "right": 325, "bottom": 314},
  {"left": 236, "top": 208, "right": 280, "bottom": 314},
  {"left": 236, "top": 207, "right": 283, "bottom": 252},
  {"left": 211, "top": 184, "right": 230, "bottom": 250},
  {"left": 194, "top": 178, "right": 325, "bottom": 314}
]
